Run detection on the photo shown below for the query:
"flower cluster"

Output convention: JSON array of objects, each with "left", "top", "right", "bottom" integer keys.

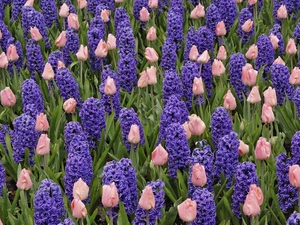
[
  {"left": 40, "top": 0, "right": 58, "bottom": 28},
  {"left": 64, "top": 122, "right": 85, "bottom": 154},
  {"left": 0, "top": 20, "right": 12, "bottom": 51},
  {"left": 183, "top": 27, "right": 198, "bottom": 63},
  {"left": 287, "top": 212, "right": 300, "bottom": 225},
  {"left": 0, "top": 162, "right": 5, "bottom": 196},
  {"left": 0, "top": 124, "right": 8, "bottom": 151},
  {"left": 26, "top": 40, "right": 44, "bottom": 79},
  {"left": 48, "top": 50, "right": 63, "bottom": 74},
  {"left": 58, "top": 218, "right": 75, "bottom": 225},
  {"left": 160, "top": 38, "right": 177, "bottom": 71},
  {"left": 63, "top": 28, "right": 79, "bottom": 65},
  {"left": 218, "top": 0, "right": 238, "bottom": 32},
  {"left": 196, "top": 26, "right": 214, "bottom": 55},
  {"left": 294, "top": 88, "right": 300, "bottom": 120},
  {"left": 162, "top": 70, "right": 183, "bottom": 104},
  {"left": 269, "top": 24, "right": 284, "bottom": 55},
  {"left": 205, "top": 4, "right": 221, "bottom": 36},
  {"left": 238, "top": 8, "right": 254, "bottom": 44},
  {"left": 6, "top": 37, "right": 24, "bottom": 73}
]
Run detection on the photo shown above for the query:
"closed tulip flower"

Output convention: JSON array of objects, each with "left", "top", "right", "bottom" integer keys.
[
  {"left": 223, "top": 90, "right": 237, "bottom": 110},
  {"left": 249, "top": 184, "right": 264, "bottom": 206},
  {"left": 261, "top": 103, "right": 274, "bottom": 123},
  {"left": 273, "top": 56, "right": 285, "bottom": 65},
  {"left": 104, "top": 76, "right": 117, "bottom": 95},
  {"left": 177, "top": 199, "right": 197, "bottom": 222},
  {"left": 197, "top": 50, "right": 210, "bottom": 64},
  {"left": 0, "top": 87, "right": 16, "bottom": 107},
  {"left": 101, "top": 9, "right": 110, "bottom": 23},
  {"left": 73, "top": 178, "right": 89, "bottom": 201},
  {"left": 148, "top": 0, "right": 158, "bottom": 9},
  {"left": 192, "top": 77, "right": 204, "bottom": 95},
  {"left": 59, "top": 3, "right": 70, "bottom": 18},
  {"left": 16, "top": 169, "right": 33, "bottom": 190},
  {"left": 107, "top": 34, "right": 116, "bottom": 50},
  {"left": 277, "top": 5, "right": 287, "bottom": 19},
  {"left": 191, "top": 163, "right": 207, "bottom": 187},
  {"left": 145, "top": 47, "right": 159, "bottom": 63},
  {"left": 138, "top": 186, "right": 155, "bottom": 210},
  {"left": 127, "top": 124, "right": 141, "bottom": 144},
  {"left": 188, "top": 114, "right": 206, "bottom": 136},
  {"left": 248, "top": 0, "right": 257, "bottom": 6},
  {"left": 77, "top": 0, "right": 87, "bottom": 9},
  {"left": 0, "top": 52, "right": 8, "bottom": 68},
  {"left": 71, "top": 198, "right": 87, "bottom": 218},
  {"left": 243, "top": 190, "right": 260, "bottom": 216},
  {"left": 216, "top": 21, "right": 226, "bottom": 36},
  {"left": 58, "top": 60, "right": 65, "bottom": 69},
  {"left": 269, "top": 33, "right": 279, "bottom": 50},
  {"left": 35, "top": 113, "right": 49, "bottom": 132},
  {"left": 286, "top": 38, "right": 297, "bottom": 55},
  {"left": 76, "top": 45, "right": 88, "bottom": 61},
  {"left": 68, "top": 13, "right": 80, "bottom": 30},
  {"left": 254, "top": 137, "right": 271, "bottom": 160},
  {"left": 55, "top": 31, "right": 67, "bottom": 47},
  {"left": 189, "top": 45, "right": 199, "bottom": 62},
  {"left": 289, "top": 165, "right": 300, "bottom": 188},
  {"left": 217, "top": 45, "right": 227, "bottom": 61},
  {"left": 182, "top": 122, "right": 192, "bottom": 140},
  {"left": 290, "top": 67, "right": 300, "bottom": 85},
  {"left": 102, "top": 182, "right": 119, "bottom": 208},
  {"left": 152, "top": 144, "right": 168, "bottom": 166},
  {"left": 42, "top": 63, "right": 55, "bottom": 80},
  {"left": 212, "top": 59, "right": 226, "bottom": 76},
  {"left": 238, "top": 140, "right": 249, "bottom": 156},
  {"left": 24, "top": 0, "right": 33, "bottom": 7},
  {"left": 63, "top": 98, "right": 77, "bottom": 113},
  {"left": 7, "top": 44, "right": 19, "bottom": 62},
  {"left": 190, "top": 3, "right": 205, "bottom": 19},
  {"left": 242, "top": 63, "right": 258, "bottom": 86},
  {"left": 146, "top": 26, "right": 157, "bottom": 41},
  {"left": 263, "top": 87, "right": 277, "bottom": 106},
  {"left": 140, "top": 7, "right": 150, "bottom": 22},
  {"left": 241, "top": 19, "right": 253, "bottom": 32},
  {"left": 36, "top": 134, "right": 50, "bottom": 155},
  {"left": 95, "top": 39, "right": 108, "bottom": 58},
  {"left": 247, "top": 86, "right": 261, "bottom": 104},
  {"left": 138, "top": 71, "right": 149, "bottom": 88},
  {"left": 30, "top": 27, "right": 43, "bottom": 41},
  {"left": 245, "top": 44, "right": 258, "bottom": 60}
]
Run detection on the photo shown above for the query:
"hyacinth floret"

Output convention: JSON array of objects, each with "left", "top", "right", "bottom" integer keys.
[
  {"left": 287, "top": 212, "right": 300, "bottom": 225},
  {"left": 196, "top": 26, "right": 214, "bottom": 55},
  {"left": 40, "top": 0, "right": 58, "bottom": 28},
  {"left": 160, "top": 38, "right": 177, "bottom": 71},
  {"left": 26, "top": 39, "right": 44, "bottom": 79},
  {"left": 205, "top": 4, "right": 221, "bottom": 36},
  {"left": 63, "top": 28, "right": 79, "bottom": 65},
  {"left": 34, "top": 179, "right": 66, "bottom": 225},
  {"left": 293, "top": 87, "right": 300, "bottom": 120},
  {"left": 22, "top": 79, "right": 44, "bottom": 116},
  {"left": 162, "top": 70, "right": 183, "bottom": 105},
  {"left": 0, "top": 162, "right": 5, "bottom": 196},
  {"left": 117, "top": 55, "right": 137, "bottom": 92}
]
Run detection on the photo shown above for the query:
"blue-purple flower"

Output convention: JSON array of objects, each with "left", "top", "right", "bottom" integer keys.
[{"left": 162, "top": 70, "right": 183, "bottom": 105}]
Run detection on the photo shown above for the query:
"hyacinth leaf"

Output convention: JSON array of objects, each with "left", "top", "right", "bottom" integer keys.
[
  {"left": 176, "top": 170, "right": 188, "bottom": 198},
  {"left": 1, "top": 138, "right": 17, "bottom": 181},
  {"left": 117, "top": 202, "right": 130, "bottom": 225},
  {"left": 160, "top": 198, "right": 181, "bottom": 225}
]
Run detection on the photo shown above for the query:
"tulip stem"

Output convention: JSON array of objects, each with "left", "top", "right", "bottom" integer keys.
[
  {"left": 80, "top": 61, "right": 83, "bottom": 87},
  {"left": 298, "top": 188, "right": 300, "bottom": 212},
  {"left": 260, "top": 160, "right": 265, "bottom": 194},
  {"left": 158, "top": 165, "right": 162, "bottom": 180},
  {"left": 109, "top": 208, "right": 113, "bottom": 225},
  {"left": 150, "top": 85, "right": 155, "bottom": 121},
  {"left": 146, "top": 210, "right": 150, "bottom": 225},
  {"left": 198, "top": 95, "right": 203, "bottom": 118},
  {"left": 2, "top": 69, "right": 5, "bottom": 86},
  {"left": 250, "top": 215, "right": 254, "bottom": 225}
]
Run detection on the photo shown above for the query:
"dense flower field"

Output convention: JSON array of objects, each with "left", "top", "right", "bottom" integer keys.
[{"left": 1, "top": 0, "right": 300, "bottom": 224}]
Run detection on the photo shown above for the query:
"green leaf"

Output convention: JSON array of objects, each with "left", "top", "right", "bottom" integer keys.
[{"left": 117, "top": 202, "right": 130, "bottom": 225}]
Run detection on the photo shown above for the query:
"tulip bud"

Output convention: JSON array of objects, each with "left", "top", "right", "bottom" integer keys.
[
  {"left": 42, "top": 63, "right": 55, "bottom": 80},
  {"left": 247, "top": 86, "right": 261, "bottom": 104},
  {"left": 76, "top": 45, "right": 88, "bottom": 61},
  {"left": 59, "top": 3, "right": 70, "bottom": 18},
  {"left": 140, "top": 7, "right": 150, "bottom": 22},
  {"left": 146, "top": 26, "right": 157, "bottom": 41},
  {"left": 36, "top": 113, "right": 49, "bottom": 131},
  {"left": 104, "top": 76, "right": 117, "bottom": 95},
  {"left": 216, "top": 45, "right": 227, "bottom": 61},
  {"left": 0, "top": 87, "right": 16, "bottom": 107},
  {"left": 127, "top": 124, "right": 141, "bottom": 144},
  {"left": 188, "top": 114, "right": 206, "bottom": 136},
  {"left": 145, "top": 47, "right": 159, "bottom": 63},
  {"left": 138, "top": 186, "right": 155, "bottom": 210},
  {"left": 63, "top": 98, "right": 77, "bottom": 113},
  {"left": 289, "top": 165, "right": 300, "bottom": 188},
  {"left": 197, "top": 50, "right": 210, "bottom": 64},
  {"left": 151, "top": 144, "right": 168, "bottom": 166},
  {"left": 71, "top": 198, "right": 87, "bottom": 219},
  {"left": 36, "top": 134, "right": 51, "bottom": 155},
  {"left": 254, "top": 137, "right": 271, "bottom": 160},
  {"left": 102, "top": 182, "right": 119, "bottom": 208},
  {"left": 216, "top": 21, "right": 226, "bottom": 36},
  {"left": 223, "top": 90, "right": 237, "bottom": 110},
  {"left": 261, "top": 103, "right": 275, "bottom": 123},
  {"left": 73, "top": 178, "right": 89, "bottom": 201},
  {"left": 191, "top": 163, "right": 207, "bottom": 187},
  {"left": 190, "top": 3, "right": 205, "bottom": 19},
  {"left": 238, "top": 140, "right": 249, "bottom": 156},
  {"left": 107, "top": 34, "right": 116, "bottom": 50},
  {"left": 16, "top": 169, "right": 33, "bottom": 190},
  {"left": 212, "top": 59, "right": 226, "bottom": 76},
  {"left": 177, "top": 199, "right": 197, "bottom": 222},
  {"left": 95, "top": 39, "right": 108, "bottom": 58},
  {"left": 189, "top": 45, "right": 199, "bottom": 62},
  {"left": 192, "top": 77, "right": 204, "bottom": 95},
  {"left": 68, "top": 13, "right": 80, "bottom": 30}
]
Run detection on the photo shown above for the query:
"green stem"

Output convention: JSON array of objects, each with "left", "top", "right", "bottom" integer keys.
[
  {"left": 150, "top": 85, "right": 155, "bottom": 121},
  {"left": 109, "top": 208, "right": 113, "bottom": 225},
  {"left": 2, "top": 69, "right": 5, "bottom": 86},
  {"left": 250, "top": 215, "right": 254, "bottom": 225},
  {"left": 80, "top": 61, "right": 83, "bottom": 87},
  {"left": 80, "top": 218, "right": 84, "bottom": 225},
  {"left": 260, "top": 160, "right": 265, "bottom": 194},
  {"left": 146, "top": 210, "right": 150, "bottom": 225},
  {"left": 158, "top": 165, "right": 162, "bottom": 180}
]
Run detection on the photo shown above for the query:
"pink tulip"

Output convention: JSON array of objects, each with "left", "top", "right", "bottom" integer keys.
[
  {"left": 242, "top": 63, "right": 258, "bottom": 86},
  {"left": 289, "top": 165, "right": 300, "bottom": 188},
  {"left": 182, "top": 122, "right": 192, "bottom": 140},
  {"left": 223, "top": 90, "right": 237, "bottom": 110},
  {"left": 36, "top": 134, "right": 50, "bottom": 156},
  {"left": 190, "top": 3, "right": 205, "bottom": 19},
  {"left": 191, "top": 163, "right": 207, "bottom": 187},
  {"left": 57, "top": 60, "right": 65, "bottom": 69},
  {"left": 263, "top": 87, "right": 277, "bottom": 106},
  {"left": 152, "top": 144, "right": 168, "bottom": 166},
  {"left": 241, "top": 19, "right": 253, "bottom": 32},
  {"left": 16, "top": 169, "right": 32, "bottom": 191},
  {"left": 59, "top": 3, "right": 70, "bottom": 18},
  {"left": 0, "top": 87, "right": 16, "bottom": 107},
  {"left": 212, "top": 59, "right": 226, "bottom": 76},
  {"left": 104, "top": 76, "right": 117, "bottom": 95},
  {"left": 248, "top": 0, "right": 257, "bottom": 6},
  {"left": 249, "top": 184, "right": 264, "bottom": 206},
  {"left": 192, "top": 77, "right": 204, "bottom": 95},
  {"left": 76, "top": 45, "right": 88, "bottom": 61},
  {"left": 101, "top": 9, "right": 110, "bottom": 23},
  {"left": 286, "top": 38, "right": 297, "bottom": 55},
  {"left": 107, "top": 34, "right": 116, "bottom": 50},
  {"left": 42, "top": 63, "right": 55, "bottom": 80},
  {"left": 216, "top": 45, "right": 227, "bottom": 61},
  {"left": 290, "top": 67, "right": 300, "bottom": 85},
  {"left": 177, "top": 199, "right": 197, "bottom": 222},
  {"left": 0, "top": 30, "right": 2, "bottom": 40},
  {"left": 146, "top": 66, "right": 157, "bottom": 85},
  {"left": 95, "top": 39, "right": 108, "bottom": 58},
  {"left": 115, "top": 0, "right": 123, "bottom": 2},
  {"left": 245, "top": 44, "right": 258, "bottom": 60},
  {"left": 238, "top": 140, "right": 249, "bottom": 156},
  {"left": 188, "top": 114, "right": 206, "bottom": 136},
  {"left": 277, "top": 5, "right": 287, "bottom": 19},
  {"left": 189, "top": 45, "right": 199, "bottom": 62},
  {"left": 127, "top": 124, "right": 140, "bottom": 144},
  {"left": 273, "top": 56, "right": 285, "bottom": 65},
  {"left": 24, "top": 0, "right": 34, "bottom": 7},
  {"left": 35, "top": 113, "right": 49, "bottom": 132},
  {"left": 216, "top": 21, "right": 226, "bottom": 36},
  {"left": 243, "top": 190, "right": 260, "bottom": 216},
  {"left": 145, "top": 47, "right": 159, "bottom": 63},
  {"left": 102, "top": 182, "right": 119, "bottom": 208},
  {"left": 148, "top": 0, "right": 158, "bottom": 9},
  {"left": 247, "top": 86, "right": 261, "bottom": 104},
  {"left": 30, "top": 27, "right": 43, "bottom": 41},
  {"left": 261, "top": 103, "right": 275, "bottom": 124},
  {"left": 63, "top": 98, "right": 77, "bottom": 113},
  {"left": 138, "top": 71, "right": 149, "bottom": 88},
  {"left": 73, "top": 178, "right": 89, "bottom": 201},
  {"left": 0, "top": 52, "right": 8, "bottom": 68},
  {"left": 0, "top": 219, "right": 3, "bottom": 225},
  {"left": 254, "top": 137, "right": 271, "bottom": 160},
  {"left": 68, "top": 13, "right": 80, "bottom": 30},
  {"left": 55, "top": 31, "right": 67, "bottom": 47},
  {"left": 235, "top": 0, "right": 243, "bottom": 3},
  {"left": 197, "top": 50, "right": 210, "bottom": 64},
  {"left": 269, "top": 33, "right": 279, "bottom": 50},
  {"left": 77, "top": 0, "right": 87, "bottom": 9},
  {"left": 138, "top": 186, "right": 155, "bottom": 210},
  {"left": 71, "top": 198, "right": 87, "bottom": 219},
  {"left": 7, "top": 44, "right": 19, "bottom": 62},
  {"left": 146, "top": 26, "right": 157, "bottom": 41},
  {"left": 140, "top": 7, "right": 150, "bottom": 22}
]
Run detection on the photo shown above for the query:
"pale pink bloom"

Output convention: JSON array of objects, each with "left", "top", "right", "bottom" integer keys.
[
  {"left": 269, "top": 33, "right": 279, "bottom": 50},
  {"left": 73, "top": 178, "right": 89, "bottom": 201},
  {"left": 71, "top": 198, "right": 87, "bottom": 218},
  {"left": 261, "top": 103, "right": 275, "bottom": 123},
  {"left": 286, "top": 38, "right": 297, "bottom": 55},
  {"left": 16, "top": 169, "right": 33, "bottom": 190},
  {"left": 107, "top": 34, "right": 116, "bottom": 50},
  {"left": 215, "top": 21, "right": 226, "bottom": 36},
  {"left": 273, "top": 56, "right": 285, "bottom": 65},
  {"left": 24, "top": 0, "right": 34, "bottom": 7},
  {"left": 0, "top": 87, "right": 16, "bottom": 107},
  {"left": 241, "top": 19, "right": 253, "bottom": 32},
  {"left": 242, "top": 63, "right": 258, "bottom": 86},
  {"left": 238, "top": 140, "right": 249, "bottom": 156},
  {"left": 145, "top": 47, "right": 159, "bottom": 63},
  {"left": 0, "top": 52, "right": 8, "bottom": 68},
  {"left": 223, "top": 90, "right": 237, "bottom": 110},
  {"left": 7, "top": 44, "right": 19, "bottom": 62},
  {"left": 101, "top": 9, "right": 110, "bottom": 23},
  {"left": 189, "top": 45, "right": 199, "bottom": 62},
  {"left": 0, "top": 30, "right": 2, "bottom": 40},
  {"left": 59, "top": 3, "right": 70, "bottom": 18},
  {"left": 55, "top": 31, "right": 67, "bottom": 47},
  {"left": 127, "top": 124, "right": 141, "bottom": 144},
  {"left": 289, "top": 165, "right": 300, "bottom": 188},
  {"left": 63, "top": 98, "right": 77, "bottom": 113},
  {"left": 68, "top": 13, "right": 80, "bottom": 30},
  {"left": 146, "top": 66, "right": 157, "bottom": 85},
  {"left": 177, "top": 199, "right": 197, "bottom": 222},
  {"left": 247, "top": 86, "right": 261, "bottom": 104},
  {"left": 148, "top": 0, "right": 158, "bottom": 9},
  {"left": 192, "top": 77, "right": 204, "bottom": 95},
  {"left": 36, "top": 134, "right": 50, "bottom": 155},
  {"left": 190, "top": 3, "right": 205, "bottom": 19},
  {"left": 243, "top": 190, "right": 260, "bottom": 216},
  {"left": 138, "top": 71, "right": 149, "bottom": 88},
  {"left": 140, "top": 7, "right": 150, "bottom": 22},
  {"left": 248, "top": 0, "right": 257, "bottom": 6},
  {"left": 146, "top": 26, "right": 157, "bottom": 41},
  {"left": 212, "top": 59, "right": 226, "bottom": 76},
  {"left": 57, "top": 60, "right": 65, "bottom": 69},
  {"left": 115, "top": 0, "right": 123, "bottom": 2},
  {"left": 290, "top": 67, "right": 300, "bottom": 85},
  {"left": 249, "top": 184, "right": 264, "bottom": 206},
  {"left": 76, "top": 45, "right": 88, "bottom": 61},
  {"left": 235, "top": 0, "right": 243, "bottom": 3},
  {"left": 42, "top": 63, "right": 55, "bottom": 80},
  {"left": 216, "top": 45, "right": 227, "bottom": 61},
  {"left": 35, "top": 113, "right": 49, "bottom": 131},
  {"left": 95, "top": 39, "right": 108, "bottom": 58},
  {"left": 245, "top": 44, "right": 258, "bottom": 60},
  {"left": 255, "top": 137, "right": 271, "bottom": 160},
  {"left": 182, "top": 122, "right": 192, "bottom": 140},
  {"left": 102, "top": 182, "right": 119, "bottom": 207},
  {"left": 191, "top": 163, "right": 207, "bottom": 187},
  {"left": 188, "top": 114, "right": 206, "bottom": 136},
  {"left": 263, "top": 87, "right": 277, "bottom": 106},
  {"left": 197, "top": 50, "right": 210, "bottom": 64},
  {"left": 77, "top": 0, "right": 87, "bottom": 9},
  {"left": 277, "top": 5, "right": 288, "bottom": 19},
  {"left": 104, "top": 76, "right": 117, "bottom": 95},
  {"left": 30, "top": 27, "right": 43, "bottom": 41},
  {"left": 151, "top": 144, "right": 168, "bottom": 166},
  {"left": 139, "top": 186, "right": 155, "bottom": 210}
]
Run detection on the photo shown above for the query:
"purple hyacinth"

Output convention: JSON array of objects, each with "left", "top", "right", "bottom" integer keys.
[
  {"left": 181, "top": 61, "right": 200, "bottom": 110},
  {"left": 62, "top": 28, "right": 79, "bottom": 66},
  {"left": 119, "top": 108, "right": 145, "bottom": 151},
  {"left": 64, "top": 134, "right": 93, "bottom": 202},
  {"left": 162, "top": 70, "right": 183, "bottom": 105},
  {"left": 201, "top": 61, "right": 213, "bottom": 98},
  {"left": 79, "top": 97, "right": 106, "bottom": 148},
  {"left": 34, "top": 179, "right": 66, "bottom": 225},
  {"left": 0, "top": 124, "right": 9, "bottom": 151},
  {"left": 291, "top": 131, "right": 300, "bottom": 164},
  {"left": 210, "top": 106, "right": 233, "bottom": 148},
  {"left": 183, "top": 26, "right": 198, "bottom": 63},
  {"left": 170, "top": 0, "right": 184, "bottom": 13},
  {"left": 205, "top": 4, "right": 221, "bottom": 36},
  {"left": 229, "top": 53, "right": 247, "bottom": 101},
  {"left": 87, "top": 0, "right": 101, "bottom": 14},
  {"left": 115, "top": 7, "right": 131, "bottom": 41},
  {"left": 248, "top": 0, "right": 263, "bottom": 13},
  {"left": 133, "top": 180, "right": 165, "bottom": 225},
  {"left": 268, "top": 24, "right": 284, "bottom": 55},
  {"left": 214, "top": 132, "right": 239, "bottom": 188},
  {"left": 11, "top": 113, "right": 39, "bottom": 166},
  {"left": 273, "top": 0, "right": 294, "bottom": 22},
  {"left": 102, "top": 158, "right": 138, "bottom": 216},
  {"left": 276, "top": 153, "right": 298, "bottom": 212},
  {"left": 117, "top": 25, "right": 136, "bottom": 57},
  {"left": 58, "top": 218, "right": 75, "bottom": 225},
  {"left": 40, "top": 0, "right": 58, "bottom": 28},
  {"left": 294, "top": 88, "right": 300, "bottom": 120},
  {"left": 165, "top": 122, "right": 190, "bottom": 178},
  {"left": 166, "top": 8, "right": 184, "bottom": 49},
  {"left": 99, "top": 66, "right": 121, "bottom": 118},
  {"left": 0, "top": 20, "right": 12, "bottom": 52},
  {"left": 26, "top": 39, "right": 44, "bottom": 79},
  {"left": 188, "top": 140, "right": 215, "bottom": 196},
  {"left": 11, "top": 0, "right": 27, "bottom": 21},
  {"left": 48, "top": 50, "right": 63, "bottom": 74},
  {"left": 191, "top": 188, "right": 216, "bottom": 225},
  {"left": 270, "top": 64, "right": 294, "bottom": 105},
  {"left": 117, "top": 55, "right": 137, "bottom": 92},
  {"left": 293, "top": 22, "right": 300, "bottom": 44},
  {"left": 238, "top": 8, "right": 254, "bottom": 44},
  {"left": 64, "top": 122, "right": 85, "bottom": 155},
  {"left": 196, "top": 26, "right": 214, "bottom": 55},
  {"left": 22, "top": 79, "right": 44, "bottom": 116},
  {"left": 55, "top": 67, "right": 83, "bottom": 109},
  {"left": 0, "top": 162, "right": 5, "bottom": 196},
  {"left": 255, "top": 34, "right": 275, "bottom": 76},
  {"left": 6, "top": 38, "right": 24, "bottom": 74},
  {"left": 218, "top": 0, "right": 238, "bottom": 32},
  {"left": 133, "top": 0, "right": 150, "bottom": 21},
  {"left": 287, "top": 212, "right": 300, "bottom": 225},
  {"left": 231, "top": 162, "right": 258, "bottom": 218},
  {"left": 158, "top": 95, "right": 188, "bottom": 143},
  {"left": 160, "top": 38, "right": 177, "bottom": 71}
]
